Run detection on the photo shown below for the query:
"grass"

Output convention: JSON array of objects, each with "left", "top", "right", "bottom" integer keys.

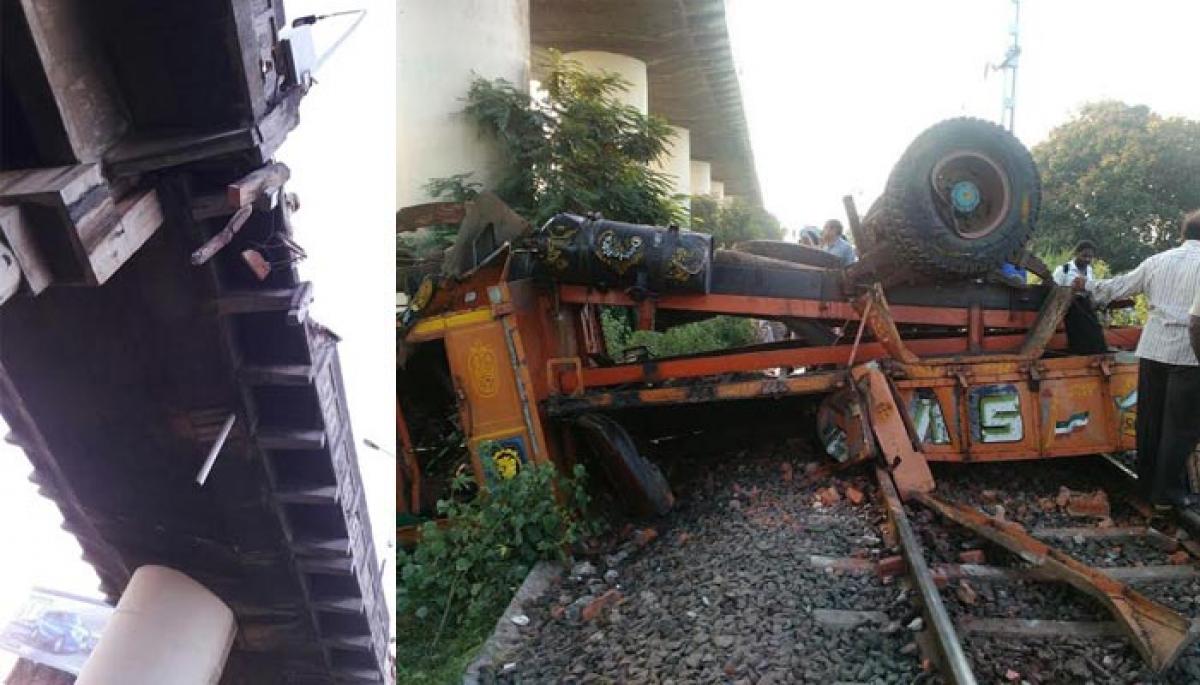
[{"left": 394, "top": 608, "right": 501, "bottom": 684}]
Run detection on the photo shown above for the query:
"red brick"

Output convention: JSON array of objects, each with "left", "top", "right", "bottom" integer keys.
[
  {"left": 1168, "top": 550, "right": 1191, "bottom": 566},
  {"left": 581, "top": 589, "right": 623, "bottom": 622},
  {"left": 816, "top": 486, "right": 841, "bottom": 507},
  {"left": 1065, "top": 490, "right": 1110, "bottom": 518},
  {"left": 877, "top": 555, "right": 906, "bottom": 579},
  {"left": 845, "top": 486, "right": 865, "bottom": 505},
  {"left": 958, "top": 549, "right": 986, "bottom": 565},
  {"left": 956, "top": 580, "right": 978, "bottom": 605},
  {"left": 781, "top": 462, "right": 794, "bottom": 482},
  {"left": 633, "top": 527, "right": 658, "bottom": 548}
]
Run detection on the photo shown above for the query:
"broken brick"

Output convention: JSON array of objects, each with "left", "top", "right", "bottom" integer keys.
[
  {"left": 550, "top": 605, "right": 566, "bottom": 620},
  {"left": 956, "top": 580, "right": 978, "bottom": 605},
  {"left": 845, "top": 486, "right": 865, "bottom": 505},
  {"left": 980, "top": 489, "right": 1000, "bottom": 503},
  {"left": 877, "top": 555, "right": 906, "bottom": 579},
  {"left": 633, "top": 528, "right": 658, "bottom": 548},
  {"left": 675, "top": 531, "right": 691, "bottom": 545},
  {"left": 816, "top": 486, "right": 841, "bottom": 507},
  {"left": 581, "top": 589, "right": 623, "bottom": 622},
  {"left": 1065, "top": 490, "right": 1110, "bottom": 518},
  {"left": 1005, "top": 669, "right": 1021, "bottom": 681},
  {"left": 781, "top": 462, "right": 794, "bottom": 482},
  {"left": 958, "top": 549, "right": 986, "bottom": 565},
  {"left": 1168, "top": 550, "right": 1191, "bottom": 566}
]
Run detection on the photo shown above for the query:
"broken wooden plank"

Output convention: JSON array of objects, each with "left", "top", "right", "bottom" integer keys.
[
  {"left": 85, "top": 189, "right": 163, "bottom": 285},
  {"left": 934, "top": 563, "right": 1198, "bottom": 584},
  {"left": 227, "top": 162, "right": 290, "bottom": 208},
  {"left": 192, "top": 205, "right": 253, "bottom": 265},
  {"left": 957, "top": 617, "right": 1122, "bottom": 640},
  {"left": 917, "top": 493, "right": 1200, "bottom": 672}
]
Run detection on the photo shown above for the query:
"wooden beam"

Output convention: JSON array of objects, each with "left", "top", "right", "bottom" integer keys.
[
  {"left": 227, "top": 163, "right": 291, "bottom": 209},
  {"left": 957, "top": 617, "right": 1122, "bottom": 639},
  {"left": 0, "top": 206, "right": 52, "bottom": 294},
  {"left": 313, "top": 597, "right": 365, "bottom": 614},
  {"left": 257, "top": 428, "right": 326, "bottom": 450},
  {"left": 191, "top": 205, "right": 253, "bottom": 265},
  {"left": 214, "top": 283, "right": 313, "bottom": 317},
  {"left": 276, "top": 485, "right": 338, "bottom": 504}
]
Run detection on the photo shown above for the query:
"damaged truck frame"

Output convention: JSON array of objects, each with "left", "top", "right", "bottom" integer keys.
[{"left": 398, "top": 118, "right": 1198, "bottom": 676}]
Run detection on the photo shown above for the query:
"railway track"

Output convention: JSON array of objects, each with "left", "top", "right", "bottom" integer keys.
[
  {"left": 877, "top": 456, "right": 1200, "bottom": 684},
  {"left": 484, "top": 433, "right": 1200, "bottom": 683}
]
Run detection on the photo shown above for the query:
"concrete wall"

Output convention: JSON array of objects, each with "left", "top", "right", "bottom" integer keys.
[{"left": 397, "top": 0, "right": 530, "bottom": 209}]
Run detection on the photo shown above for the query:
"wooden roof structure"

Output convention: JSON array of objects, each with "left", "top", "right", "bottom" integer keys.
[{"left": 1, "top": 1, "right": 388, "bottom": 681}]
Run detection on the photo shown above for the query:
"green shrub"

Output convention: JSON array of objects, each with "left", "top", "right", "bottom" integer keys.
[
  {"left": 600, "top": 307, "right": 757, "bottom": 359},
  {"left": 397, "top": 464, "right": 595, "bottom": 636}
]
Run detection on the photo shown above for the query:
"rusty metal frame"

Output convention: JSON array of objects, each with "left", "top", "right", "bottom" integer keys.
[
  {"left": 558, "top": 284, "right": 1042, "bottom": 329},
  {"left": 916, "top": 493, "right": 1200, "bottom": 672}
]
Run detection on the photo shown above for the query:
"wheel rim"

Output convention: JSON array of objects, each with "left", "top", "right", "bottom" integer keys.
[{"left": 930, "top": 151, "right": 1011, "bottom": 239}]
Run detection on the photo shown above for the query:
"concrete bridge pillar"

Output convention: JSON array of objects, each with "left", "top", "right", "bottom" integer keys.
[
  {"left": 77, "top": 566, "right": 235, "bottom": 685},
  {"left": 710, "top": 180, "right": 726, "bottom": 201},
  {"left": 653, "top": 125, "right": 692, "bottom": 207},
  {"left": 397, "top": 0, "right": 531, "bottom": 208},
  {"left": 562, "top": 51, "right": 648, "bottom": 114},
  {"left": 689, "top": 160, "right": 712, "bottom": 196}
]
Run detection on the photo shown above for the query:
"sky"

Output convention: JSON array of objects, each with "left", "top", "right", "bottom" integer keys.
[
  {"left": 0, "top": 2, "right": 396, "bottom": 674},
  {"left": 726, "top": 0, "right": 1200, "bottom": 233}
]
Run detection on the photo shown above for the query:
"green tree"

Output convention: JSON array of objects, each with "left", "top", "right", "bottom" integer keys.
[
  {"left": 1032, "top": 101, "right": 1200, "bottom": 271},
  {"left": 690, "top": 194, "right": 783, "bottom": 247},
  {"left": 459, "top": 51, "right": 685, "bottom": 227}
]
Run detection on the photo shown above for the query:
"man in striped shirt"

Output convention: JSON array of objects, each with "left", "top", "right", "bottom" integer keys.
[
  {"left": 1191, "top": 288, "right": 1200, "bottom": 362},
  {"left": 1079, "top": 211, "right": 1200, "bottom": 507}
]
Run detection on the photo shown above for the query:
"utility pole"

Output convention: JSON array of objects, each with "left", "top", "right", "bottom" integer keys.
[{"left": 989, "top": 0, "right": 1021, "bottom": 133}]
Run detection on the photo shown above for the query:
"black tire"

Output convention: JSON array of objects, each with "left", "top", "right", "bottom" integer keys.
[
  {"left": 877, "top": 118, "right": 1040, "bottom": 279},
  {"left": 732, "top": 240, "right": 844, "bottom": 270},
  {"left": 575, "top": 413, "right": 674, "bottom": 517}
]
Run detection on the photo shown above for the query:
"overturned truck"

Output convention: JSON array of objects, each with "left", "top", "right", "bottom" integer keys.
[
  {"left": 398, "top": 119, "right": 1195, "bottom": 672},
  {"left": 399, "top": 118, "right": 1138, "bottom": 507}
]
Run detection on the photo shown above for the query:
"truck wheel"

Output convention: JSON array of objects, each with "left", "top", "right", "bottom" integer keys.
[
  {"left": 575, "top": 413, "right": 674, "bottom": 517},
  {"left": 732, "top": 240, "right": 844, "bottom": 269},
  {"left": 879, "top": 118, "right": 1040, "bottom": 279}
]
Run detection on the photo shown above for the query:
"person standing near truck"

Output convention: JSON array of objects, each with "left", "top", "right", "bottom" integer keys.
[
  {"left": 1077, "top": 211, "right": 1200, "bottom": 507},
  {"left": 1191, "top": 287, "right": 1200, "bottom": 363},
  {"left": 1056, "top": 240, "right": 1108, "bottom": 354},
  {"left": 820, "top": 219, "right": 857, "bottom": 265}
]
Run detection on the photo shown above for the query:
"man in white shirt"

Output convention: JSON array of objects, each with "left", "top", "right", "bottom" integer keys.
[
  {"left": 1054, "top": 240, "right": 1097, "bottom": 287},
  {"left": 1079, "top": 212, "right": 1200, "bottom": 506},
  {"left": 1056, "top": 240, "right": 1106, "bottom": 354}
]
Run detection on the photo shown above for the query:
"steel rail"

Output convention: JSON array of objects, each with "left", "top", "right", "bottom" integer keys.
[{"left": 875, "top": 467, "right": 978, "bottom": 685}]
